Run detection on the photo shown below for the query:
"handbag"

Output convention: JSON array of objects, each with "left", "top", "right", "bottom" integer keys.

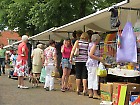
[
  {"left": 74, "top": 48, "right": 79, "bottom": 56},
  {"left": 51, "top": 71, "right": 60, "bottom": 78},
  {"left": 51, "top": 67, "right": 60, "bottom": 78},
  {"left": 97, "top": 62, "right": 107, "bottom": 77}
]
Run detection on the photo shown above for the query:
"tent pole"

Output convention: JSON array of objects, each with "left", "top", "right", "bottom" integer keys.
[
  {"left": 115, "top": 6, "right": 140, "bottom": 11},
  {"left": 68, "top": 32, "right": 70, "bottom": 38},
  {"left": 83, "top": 25, "right": 86, "bottom": 32}
]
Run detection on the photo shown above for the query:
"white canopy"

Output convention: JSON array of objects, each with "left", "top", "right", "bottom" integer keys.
[
  {"left": 52, "top": 0, "right": 140, "bottom": 33},
  {"left": 29, "top": 0, "right": 140, "bottom": 41},
  {"left": 9, "top": 0, "right": 140, "bottom": 44}
]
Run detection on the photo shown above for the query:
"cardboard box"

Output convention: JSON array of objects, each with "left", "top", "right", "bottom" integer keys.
[
  {"left": 101, "top": 91, "right": 112, "bottom": 101},
  {"left": 127, "top": 83, "right": 140, "bottom": 93},
  {"left": 68, "top": 75, "right": 76, "bottom": 84},
  {"left": 112, "top": 82, "right": 140, "bottom": 105},
  {"left": 100, "top": 83, "right": 113, "bottom": 94},
  {"left": 112, "top": 93, "right": 118, "bottom": 105},
  {"left": 68, "top": 75, "right": 76, "bottom": 91},
  {"left": 113, "top": 82, "right": 128, "bottom": 94},
  {"left": 68, "top": 83, "right": 76, "bottom": 91},
  {"left": 100, "top": 83, "right": 113, "bottom": 101}
]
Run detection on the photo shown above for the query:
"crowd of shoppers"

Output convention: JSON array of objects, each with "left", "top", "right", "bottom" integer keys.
[{"left": 1, "top": 30, "right": 104, "bottom": 100}]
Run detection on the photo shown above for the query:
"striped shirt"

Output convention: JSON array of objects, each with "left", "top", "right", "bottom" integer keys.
[{"left": 75, "top": 40, "right": 89, "bottom": 62}]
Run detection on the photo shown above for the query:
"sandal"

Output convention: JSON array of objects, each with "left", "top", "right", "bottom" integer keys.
[
  {"left": 83, "top": 92, "right": 88, "bottom": 96},
  {"left": 77, "top": 91, "right": 82, "bottom": 95},
  {"left": 93, "top": 95, "right": 101, "bottom": 100},
  {"left": 88, "top": 94, "right": 93, "bottom": 98},
  {"left": 65, "top": 87, "right": 69, "bottom": 91}
]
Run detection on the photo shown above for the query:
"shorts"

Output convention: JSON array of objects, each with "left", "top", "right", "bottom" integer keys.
[
  {"left": 75, "top": 62, "right": 88, "bottom": 79},
  {"left": 61, "top": 58, "right": 72, "bottom": 69}
]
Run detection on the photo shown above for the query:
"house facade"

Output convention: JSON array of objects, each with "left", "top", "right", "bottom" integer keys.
[{"left": 0, "top": 31, "right": 21, "bottom": 46}]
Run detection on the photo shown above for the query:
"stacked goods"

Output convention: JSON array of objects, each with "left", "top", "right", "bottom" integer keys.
[
  {"left": 112, "top": 82, "right": 140, "bottom": 105},
  {"left": 130, "top": 95, "right": 140, "bottom": 105},
  {"left": 100, "top": 83, "right": 113, "bottom": 101},
  {"left": 68, "top": 75, "right": 76, "bottom": 91}
]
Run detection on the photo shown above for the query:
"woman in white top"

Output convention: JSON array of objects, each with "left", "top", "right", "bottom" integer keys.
[
  {"left": 44, "top": 40, "right": 57, "bottom": 91},
  {"left": 86, "top": 34, "right": 104, "bottom": 99}
]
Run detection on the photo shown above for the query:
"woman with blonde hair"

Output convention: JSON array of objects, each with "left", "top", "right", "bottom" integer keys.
[
  {"left": 70, "top": 32, "right": 89, "bottom": 95},
  {"left": 86, "top": 34, "right": 104, "bottom": 99}
]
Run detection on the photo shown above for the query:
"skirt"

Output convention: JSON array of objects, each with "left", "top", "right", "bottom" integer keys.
[
  {"left": 32, "top": 65, "right": 42, "bottom": 74},
  {"left": 14, "top": 60, "right": 28, "bottom": 76}
]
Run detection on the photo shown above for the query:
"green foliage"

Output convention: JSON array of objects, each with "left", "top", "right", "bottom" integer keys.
[{"left": 0, "top": 0, "right": 124, "bottom": 36}]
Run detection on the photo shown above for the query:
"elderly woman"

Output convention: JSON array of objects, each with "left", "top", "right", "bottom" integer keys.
[
  {"left": 31, "top": 44, "right": 44, "bottom": 87},
  {"left": 86, "top": 34, "right": 104, "bottom": 99},
  {"left": 44, "top": 40, "right": 57, "bottom": 91},
  {"left": 15, "top": 35, "right": 29, "bottom": 89},
  {"left": 70, "top": 32, "right": 89, "bottom": 95}
]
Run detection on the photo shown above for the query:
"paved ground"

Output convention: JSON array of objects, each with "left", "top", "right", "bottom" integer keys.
[{"left": 0, "top": 70, "right": 101, "bottom": 105}]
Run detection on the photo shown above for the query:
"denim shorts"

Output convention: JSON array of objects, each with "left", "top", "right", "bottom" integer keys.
[{"left": 61, "top": 58, "right": 72, "bottom": 69}]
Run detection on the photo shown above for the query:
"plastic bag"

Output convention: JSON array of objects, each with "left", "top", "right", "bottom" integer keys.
[
  {"left": 97, "top": 62, "right": 107, "bottom": 77},
  {"left": 116, "top": 22, "right": 137, "bottom": 63},
  {"left": 39, "top": 67, "right": 46, "bottom": 83}
]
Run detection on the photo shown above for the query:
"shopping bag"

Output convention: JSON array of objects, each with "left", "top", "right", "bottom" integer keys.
[
  {"left": 97, "top": 62, "right": 107, "bottom": 77},
  {"left": 51, "top": 71, "right": 60, "bottom": 78},
  {"left": 74, "top": 48, "right": 79, "bottom": 56},
  {"left": 39, "top": 67, "right": 46, "bottom": 83},
  {"left": 51, "top": 67, "right": 60, "bottom": 78},
  {"left": 116, "top": 22, "right": 137, "bottom": 63}
]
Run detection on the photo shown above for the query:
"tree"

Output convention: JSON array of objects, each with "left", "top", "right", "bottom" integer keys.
[{"left": 0, "top": 0, "right": 124, "bottom": 36}]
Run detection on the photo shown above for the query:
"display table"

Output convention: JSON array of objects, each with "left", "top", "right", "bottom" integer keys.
[{"left": 108, "top": 68, "right": 140, "bottom": 77}]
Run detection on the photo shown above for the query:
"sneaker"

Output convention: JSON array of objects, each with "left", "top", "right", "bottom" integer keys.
[
  {"left": 18, "top": 85, "right": 21, "bottom": 88},
  {"left": 20, "top": 86, "right": 29, "bottom": 89}
]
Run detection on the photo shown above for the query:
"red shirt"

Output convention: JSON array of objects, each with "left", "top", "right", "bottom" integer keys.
[
  {"left": 62, "top": 45, "right": 72, "bottom": 58},
  {"left": 17, "top": 42, "right": 28, "bottom": 61}
]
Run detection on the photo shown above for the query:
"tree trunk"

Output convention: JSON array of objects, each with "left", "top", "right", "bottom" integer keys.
[{"left": 79, "top": 0, "right": 87, "bottom": 18}]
